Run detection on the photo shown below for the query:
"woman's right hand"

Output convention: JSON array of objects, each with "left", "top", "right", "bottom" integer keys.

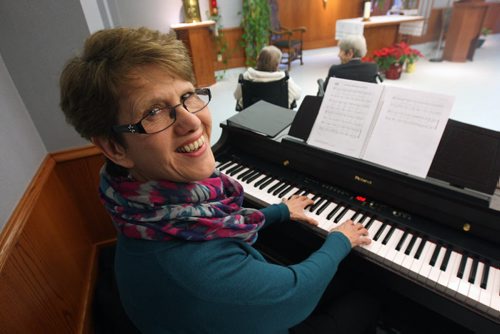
[{"left": 331, "top": 220, "right": 371, "bottom": 248}]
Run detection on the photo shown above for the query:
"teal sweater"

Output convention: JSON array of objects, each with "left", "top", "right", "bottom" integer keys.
[{"left": 115, "top": 203, "right": 351, "bottom": 334}]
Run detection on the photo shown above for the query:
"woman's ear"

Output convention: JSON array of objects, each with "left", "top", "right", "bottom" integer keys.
[{"left": 91, "top": 136, "right": 134, "bottom": 169}]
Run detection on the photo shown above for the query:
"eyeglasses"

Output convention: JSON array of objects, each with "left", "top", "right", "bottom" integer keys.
[{"left": 112, "top": 88, "right": 211, "bottom": 134}]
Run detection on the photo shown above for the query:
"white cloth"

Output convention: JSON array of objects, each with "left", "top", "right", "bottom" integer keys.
[{"left": 233, "top": 67, "right": 302, "bottom": 109}]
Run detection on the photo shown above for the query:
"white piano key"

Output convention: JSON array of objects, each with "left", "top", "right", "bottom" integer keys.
[
  {"left": 392, "top": 232, "right": 413, "bottom": 269},
  {"left": 447, "top": 253, "right": 464, "bottom": 297},
  {"left": 369, "top": 224, "right": 391, "bottom": 255},
  {"left": 466, "top": 261, "right": 484, "bottom": 306},
  {"left": 427, "top": 246, "right": 447, "bottom": 288},
  {"left": 379, "top": 228, "right": 405, "bottom": 265},
  {"left": 409, "top": 240, "right": 432, "bottom": 278},
  {"left": 456, "top": 257, "right": 474, "bottom": 301},
  {"left": 436, "top": 251, "right": 460, "bottom": 292},
  {"left": 478, "top": 265, "right": 494, "bottom": 312},
  {"left": 488, "top": 267, "right": 500, "bottom": 316},
  {"left": 417, "top": 241, "right": 437, "bottom": 283},
  {"left": 317, "top": 202, "right": 339, "bottom": 232},
  {"left": 360, "top": 219, "right": 385, "bottom": 254},
  {"left": 401, "top": 237, "right": 422, "bottom": 274}
]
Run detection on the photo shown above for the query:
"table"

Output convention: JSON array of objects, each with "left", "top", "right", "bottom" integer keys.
[{"left": 335, "top": 15, "right": 425, "bottom": 56}]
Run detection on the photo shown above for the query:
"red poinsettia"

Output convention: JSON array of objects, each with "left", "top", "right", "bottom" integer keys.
[
  {"left": 396, "top": 41, "right": 424, "bottom": 64},
  {"left": 365, "top": 42, "right": 424, "bottom": 70}
]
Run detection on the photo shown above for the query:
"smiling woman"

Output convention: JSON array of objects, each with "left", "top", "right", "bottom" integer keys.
[{"left": 59, "top": 26, "right": 379, "bottom": 334}]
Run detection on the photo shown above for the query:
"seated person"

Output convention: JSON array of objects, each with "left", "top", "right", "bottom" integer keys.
[
  {"left": 234, "top": 45, "right": 301, "bottom": 110},
  {"left": 59, "top": 27, "right": 378, "bottom": 334},
  {"left": 323, "top": 35, "right": 379, "bottom": 91}
]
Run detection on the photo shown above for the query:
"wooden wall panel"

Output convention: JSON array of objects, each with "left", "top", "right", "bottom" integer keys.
[
  {"left": 483, "top": 2, "right": 500, "bottom": 33},
  {"left": 277, "top": 0, "right": 366, "bottom": 49},
  {"left": 214, "top": 27, "right": 246, "bottom": 71},
  {"left": 0, "top": 145, "right": 114, "bottom": 334}
]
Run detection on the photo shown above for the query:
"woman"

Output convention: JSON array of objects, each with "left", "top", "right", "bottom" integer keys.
[
  {"left": 60, "top": 27, "right": 375, "bottom": 334},
  {"left": 234, "top": 45, "right": 302, "bottom": 110},
  {"left": 323, "top": 35, "right": 380, "bottom": 91}
]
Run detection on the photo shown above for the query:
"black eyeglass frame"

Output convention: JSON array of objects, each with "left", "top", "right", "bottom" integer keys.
[{"left": 112, "top": 88, "right": 211, "bottom": 134}]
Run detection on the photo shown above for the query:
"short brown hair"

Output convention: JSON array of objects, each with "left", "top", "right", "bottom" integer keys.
[{"left": 59, "top": 27, "right": 194, "bottom": 143}]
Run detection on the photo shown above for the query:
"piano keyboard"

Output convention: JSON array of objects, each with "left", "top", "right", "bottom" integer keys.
[{"left": 217, "top": 160, "right": 500, "bottom": 320}]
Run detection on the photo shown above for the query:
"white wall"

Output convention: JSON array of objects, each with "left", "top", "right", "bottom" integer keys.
[
  {"left": 0, "top": 54, "right": 46, "bottom": 230},
  {"left": 99, "top": 0, "right": 242, "bottom": 31}
]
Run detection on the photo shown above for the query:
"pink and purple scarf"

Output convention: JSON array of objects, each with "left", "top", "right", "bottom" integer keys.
[{"left": 98, "top": 167, "right": 265, "bottom": 244}]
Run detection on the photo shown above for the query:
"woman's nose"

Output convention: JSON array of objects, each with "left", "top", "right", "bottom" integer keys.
[{"left": 173, "top": 106, "right": 201, "bottom": 134}]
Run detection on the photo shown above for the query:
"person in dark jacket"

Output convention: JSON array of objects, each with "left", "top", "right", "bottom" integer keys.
[{"left": 323, "top": 35, "right": 380, "bottom": 91}]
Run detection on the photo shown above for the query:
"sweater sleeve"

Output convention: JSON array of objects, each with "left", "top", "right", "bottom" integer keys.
[{"left": 260, "top": 203, "right": 289, "bottom": 228}]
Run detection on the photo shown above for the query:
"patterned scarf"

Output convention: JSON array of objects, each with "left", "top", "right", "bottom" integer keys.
[{"left": 98, "top": 166, "right": 265, "bottom": 244}]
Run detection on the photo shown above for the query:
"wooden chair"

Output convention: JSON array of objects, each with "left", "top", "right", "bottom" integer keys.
[
  {"left": 236, "top": 71, "right": 296, "bottom": 111},
  {"left": 268, "top": 0, "right": 306, "bottom": 71}
]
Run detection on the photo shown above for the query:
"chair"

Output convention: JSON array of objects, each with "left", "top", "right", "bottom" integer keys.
[
  {"left": 316, "top": 73, "right": 384, "bottom": 97},
  {"left": 268, "top": 0, "right": 306, "bottom": 71},
  {"left": 236, "top": 71, "right": 296, "bottom": 111}
]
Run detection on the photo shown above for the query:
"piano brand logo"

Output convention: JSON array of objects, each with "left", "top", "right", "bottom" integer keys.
[{"left": 354, "top": 175, "right": 373, "bottom": 185}]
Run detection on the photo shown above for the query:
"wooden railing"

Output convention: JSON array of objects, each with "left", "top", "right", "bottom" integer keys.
[{"left": 0, "top": 145, "right": 115, "bottom": 333}]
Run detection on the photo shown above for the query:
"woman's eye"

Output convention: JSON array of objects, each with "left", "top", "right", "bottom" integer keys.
[{"left": 148, "top": 106, "right": 163, "bottom": 116}]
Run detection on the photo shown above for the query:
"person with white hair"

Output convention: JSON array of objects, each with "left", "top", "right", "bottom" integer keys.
[{"left": 322, "top": 35, "right": 379, "bottom": 91}]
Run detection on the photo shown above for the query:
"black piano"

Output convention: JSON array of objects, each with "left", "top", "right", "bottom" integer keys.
[{"left": 212, "top": 98, "right": 500, "bottom": 333}]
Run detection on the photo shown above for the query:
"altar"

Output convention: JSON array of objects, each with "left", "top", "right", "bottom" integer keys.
[{"left": 335, "top": 15, "right": 425, "bottom": 56}]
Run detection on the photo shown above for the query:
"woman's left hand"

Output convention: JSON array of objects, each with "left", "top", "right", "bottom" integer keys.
[{"left": 282, "top": 195, "right": 318, "bottom": 226}]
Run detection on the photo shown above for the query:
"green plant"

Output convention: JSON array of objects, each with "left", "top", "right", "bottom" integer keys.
[
  {"left": 481, "top": 27, "right": 492, "bottom": 37},
  {"left": 208, "top": 9, "right": 230, "bottom": 80},
  {"left": 240, "top": 0, "right": 270, "bottom": 67}
]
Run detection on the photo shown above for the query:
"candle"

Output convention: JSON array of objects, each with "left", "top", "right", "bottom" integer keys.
[{"left": 363, "top": 1, "right": 371, "bottom": 20}]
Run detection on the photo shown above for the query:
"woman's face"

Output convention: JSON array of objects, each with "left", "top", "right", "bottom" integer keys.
[{"left": 116, "top": 65, "right": 215, "bottom": 183}]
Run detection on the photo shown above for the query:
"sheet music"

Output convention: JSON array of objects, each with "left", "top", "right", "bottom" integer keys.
[
  {"left": 308, "top": 78, "right": 383, "bottom": 157},
  {"left": 363, "top": 86, "right": 454, "bottom": 177},
  {"left": 307, "top": 79, "right": 454, "bottom": 178}
]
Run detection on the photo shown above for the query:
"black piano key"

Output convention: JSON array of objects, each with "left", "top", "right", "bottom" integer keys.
[
  {"left": 272, "top": 183, "right": 289, "bottom": 196},
  {"left": 382, "top": 225, "right": 396, "bottom": 245},
  {"left": 429, "top": 243, "right": 442, "bottom": 267},
  {"left": 217, "top": 160, "right": 234, "bottom": 170},
  {"left": 457, "top": 253, "right": 468, "bottom": 279},
  {"left": 305, "top": 195, "right": 320, "bottom": 210},
  {"left": 277, "top": 185, "right": 293, "bottom": 198},
  {"left": 245, "top": 171, "right": 263, "bottom": 183},
  {"left": 267, "top": 180, "right": 283, "bottom": 193},
  {"left": 364, "top": 216, "right": 375, "bottom": 229},
  {"left": 309, "top": 197, "right": 326, "bottom": 212},
  {"left": 254, "top": 175, "right": 271, "bottom": 188},
  {"left": 404, "top": 234, "right": 418, "bottom": 255},
  {"left": 351, "top": 211, "right": 361, "bottom": 221},
  {"left": 414, "top": 237, "right": 427, "bottom": 260},
  {"left": 395, "top": 230, "right": 409, "bottom": 251},
  {"left": 226, "top": 164, "right": 242, "bottom": 174},
  {"left": 480, "top": 262, "right": 490, "bottom": 289},
  {"left": 333, "top": 206, "right": 349, "bottom": 223},
  {"left": 373, "top": 222, "right": 387, "bottom": 241},
  {"left": 258, "top": 177, "right": 276, "bottom": 190},
  {"left": 299, "top": 189, "right": 309, "bottom": 196},
  {"left": 316, "top": 200, "right": 332, "bottom": 215},
  {"left": 229, "top": 165, "right": 246, "bottom": 176},
  {"left": 326, "top": 205, "right": 342, "bottom": 220},
  {"left": 238, "top": 168, "right": 256, "bottom": 181},
  {"left": 468, "top": 257, "right": 479, "bottom": 284},
  {"left": 440, "top": 246, "right": 452, "bottom": 271}
]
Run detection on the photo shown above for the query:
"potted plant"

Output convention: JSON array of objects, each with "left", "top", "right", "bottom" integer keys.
[
  {"left": 240, "top": 0, "right": 270, "bottom": 67},
  {"left": 397, "top": 42, "right": 424, "bottom": 73},
  {"left": 370, "top": 45, "right": 404, "bottom": 79},
  {"left": 477, "top": 27, "right": 492, "bottom": 48}
]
